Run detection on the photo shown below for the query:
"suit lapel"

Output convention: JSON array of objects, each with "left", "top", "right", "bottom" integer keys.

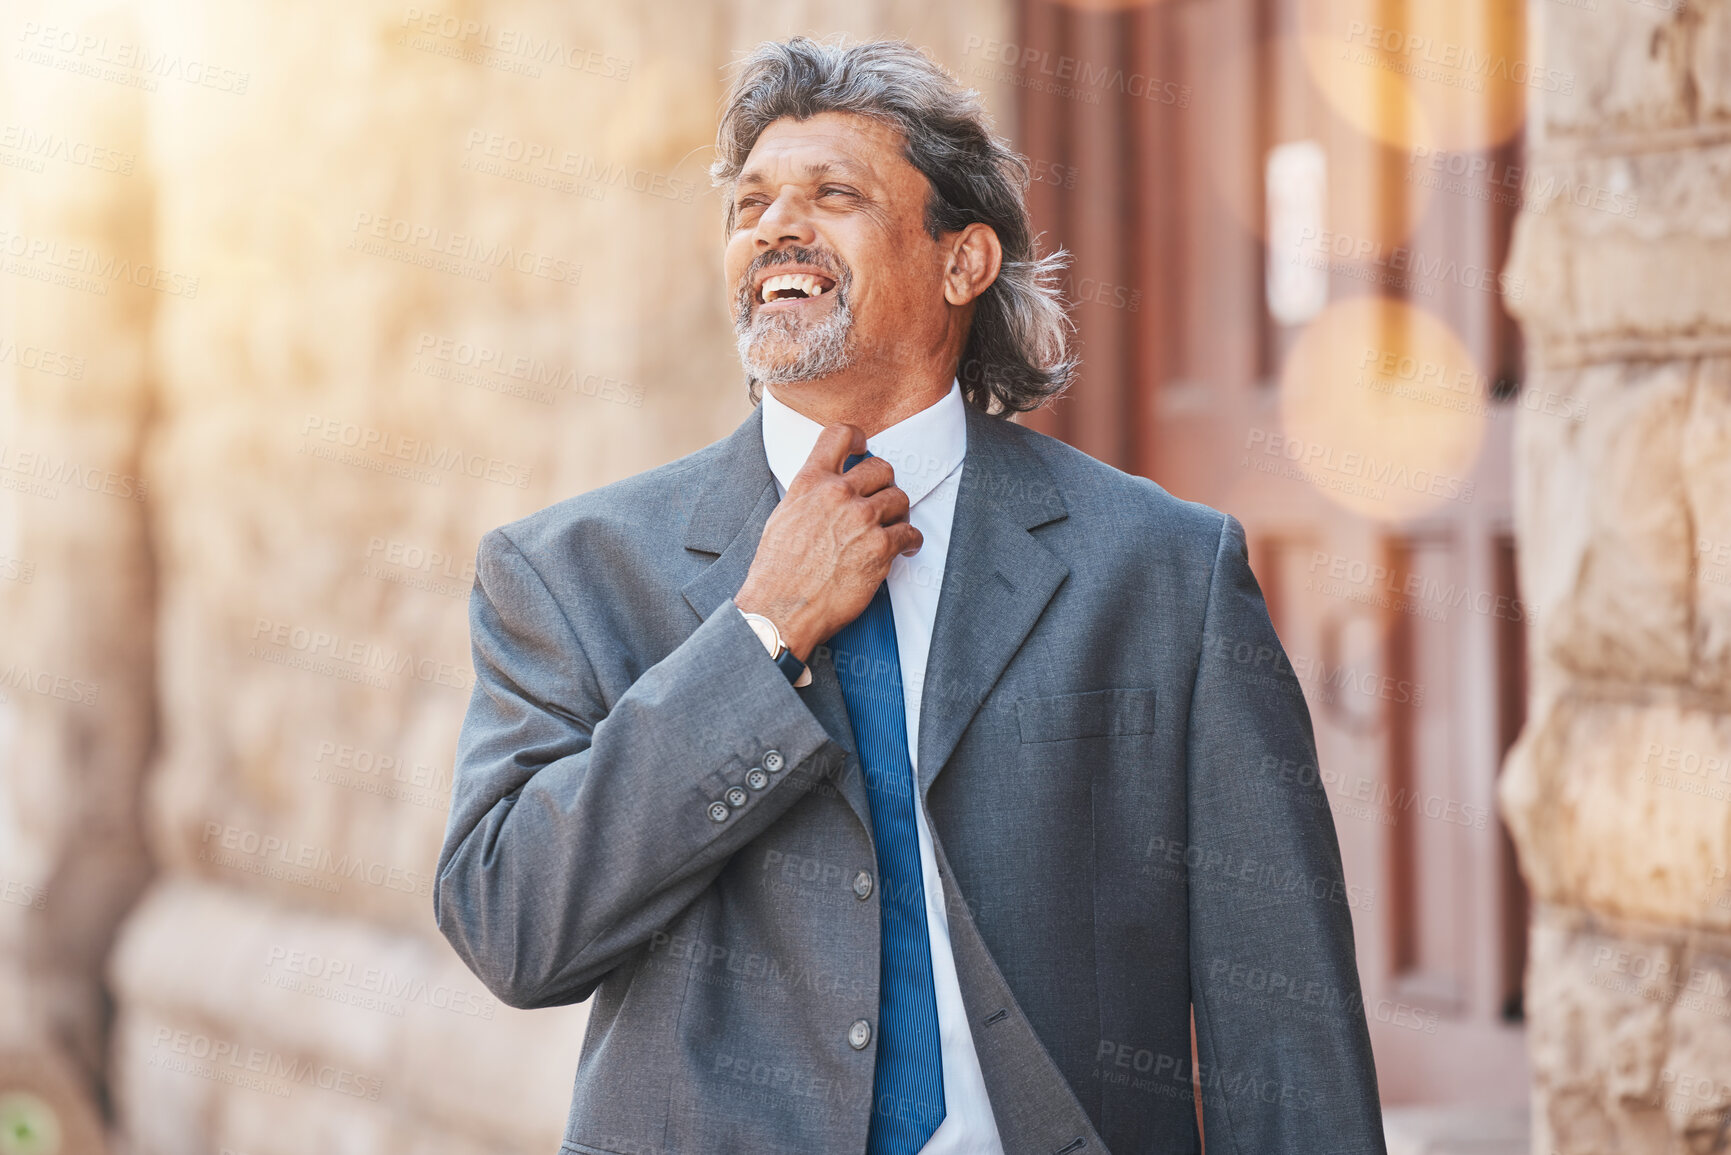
[
  {"left": 678, "top": 406, "right": 873, "bottom": 837},
  {"left": 917, "top": 406, "right": 1069, "bottom": 795}
]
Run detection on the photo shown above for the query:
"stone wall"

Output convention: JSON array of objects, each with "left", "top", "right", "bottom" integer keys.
[
  {"left": 1499, "top": 0, "right": 1731, "bottom": 1150},
  {"left": 0, "top": 1, "right": 157, "bottom": 1146},
  {"left": 0, "top": 1, "right": 1009, "bottom": 1151}
]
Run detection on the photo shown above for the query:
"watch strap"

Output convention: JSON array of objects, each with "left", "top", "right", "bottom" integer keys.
[{"left": 773, "top": 647, "right": 811, "bottom": 688}]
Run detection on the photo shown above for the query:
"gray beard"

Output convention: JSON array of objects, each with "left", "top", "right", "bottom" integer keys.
[{"left": 734, "top": 285, "right": 856, "bottom": 386}]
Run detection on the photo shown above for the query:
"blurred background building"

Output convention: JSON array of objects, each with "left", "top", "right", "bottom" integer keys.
[{"left": 0, "top": 0, "right": 1726, "bottom": 1152}]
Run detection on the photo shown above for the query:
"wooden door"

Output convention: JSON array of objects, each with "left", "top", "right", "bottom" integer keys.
[{"left": 1002, "top": 0, "right": 1536, "bottom": 1108}]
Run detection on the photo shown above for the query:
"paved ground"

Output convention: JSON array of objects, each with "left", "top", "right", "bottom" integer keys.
[{"left": 1384, "top": 1105, "right": 1531, "bottom": 1155}]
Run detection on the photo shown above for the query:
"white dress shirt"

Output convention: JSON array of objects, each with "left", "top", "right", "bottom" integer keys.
[{"left": 756, "top": 378, "right": 1005, "bottom": 1155}]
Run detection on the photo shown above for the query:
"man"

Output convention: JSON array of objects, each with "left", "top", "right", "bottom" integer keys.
[{"left": 436, "top": 36, "right": 1386, "bottom": 1155}]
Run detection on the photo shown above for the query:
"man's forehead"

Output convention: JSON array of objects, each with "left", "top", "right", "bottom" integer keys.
[{"left": 736, "top": 113, "right": 908, "bottom": 185}]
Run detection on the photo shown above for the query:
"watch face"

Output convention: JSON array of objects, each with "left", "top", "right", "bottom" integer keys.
[{"left": 743, "top": 614, "right": 780, "bottom": 655}]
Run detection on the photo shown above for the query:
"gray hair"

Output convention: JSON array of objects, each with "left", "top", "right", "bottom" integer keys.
[{"left": 711, "top": 36, "right": 1076, "bottom": 416}]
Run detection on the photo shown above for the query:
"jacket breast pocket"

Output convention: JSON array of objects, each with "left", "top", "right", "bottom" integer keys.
[{"left": 1016, "top": 687, "right": 1158, "bottom": 744}]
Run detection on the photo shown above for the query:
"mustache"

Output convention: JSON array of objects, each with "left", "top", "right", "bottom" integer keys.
[{"left": 734, "top": 246, "right": 851, "bottom": 319}]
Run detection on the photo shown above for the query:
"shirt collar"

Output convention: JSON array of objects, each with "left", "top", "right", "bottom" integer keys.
[{"left": 760, "top": 378, "right": 967, "bottom": 508}]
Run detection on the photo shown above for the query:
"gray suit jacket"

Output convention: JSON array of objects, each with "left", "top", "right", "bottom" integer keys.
[{"left": 435, "top": 402, "right": 1387, "bottom": 1155}]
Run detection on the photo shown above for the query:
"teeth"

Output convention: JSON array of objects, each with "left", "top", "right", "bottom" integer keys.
[{"left": 759, "top": 272, "right": 830, "bottom": 302}]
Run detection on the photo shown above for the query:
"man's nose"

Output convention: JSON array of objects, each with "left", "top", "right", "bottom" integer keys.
[{"left": 754, "top": 192, "right": 815, "bottom": 248}]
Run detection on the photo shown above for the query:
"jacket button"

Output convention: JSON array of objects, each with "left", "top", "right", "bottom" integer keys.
[
  {"left": 848, "top": 1019, "right": 872, "bottom": 1050},
  {"left": 762, "top": 750, "right": 785, "bottom": 773},
  {"left": 725, "top": 786, "right": 748, "bottom": 808},
  {"left": 746, "top": 768, "right": 769, "bottom": 790},
  {"left": 707, "top": 801, "right": 730, "bottom": 823},
  {"left": 853, "top": 871, "right": 873, "bottom": 900}
]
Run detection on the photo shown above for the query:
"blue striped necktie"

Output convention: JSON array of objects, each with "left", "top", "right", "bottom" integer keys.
[{"left": 830, "top": 451, "right": 946, "bottom": 1153}]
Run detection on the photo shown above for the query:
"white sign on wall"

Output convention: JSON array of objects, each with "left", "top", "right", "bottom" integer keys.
[{"left": 1265, "top": 139, "right": 1328, "bottom": 327}]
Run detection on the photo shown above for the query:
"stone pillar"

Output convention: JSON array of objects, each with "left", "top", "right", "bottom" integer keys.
[
  {"left": 0, "top": 2, "right": 158, "bottom": 1148},
  {"left": 1499, "top": 0, "right": 1731, "bottom": 1151}
]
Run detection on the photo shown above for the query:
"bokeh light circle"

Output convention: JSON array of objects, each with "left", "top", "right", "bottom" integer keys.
[
  {"left": 1298, "top": 0, "right": 1529, "bottom": 153},
  {"left": 1278, "top": 296, "right": 1488, "bottom": 521}
]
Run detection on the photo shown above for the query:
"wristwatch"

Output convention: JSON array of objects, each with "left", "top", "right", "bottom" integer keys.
[{"left": 739, "top": 608, "right": 812, "bottom": 687}]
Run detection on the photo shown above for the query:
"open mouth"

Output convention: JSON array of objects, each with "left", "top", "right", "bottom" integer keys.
[{"left": 756, "top": 271, "right": 838, "bottom": 305}]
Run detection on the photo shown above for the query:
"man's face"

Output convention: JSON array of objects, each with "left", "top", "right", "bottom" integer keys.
[{"left": 725, "top": 111, "right": 951, "bottom": 386}]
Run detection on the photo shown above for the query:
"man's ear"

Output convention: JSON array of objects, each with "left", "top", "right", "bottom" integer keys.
[{"left": 943, "top": 223, "right": 1003, "bottom": 307}]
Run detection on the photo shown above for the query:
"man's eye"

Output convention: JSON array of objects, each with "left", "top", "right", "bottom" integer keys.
[{"left": 820, "top": 187, "right": 854, "bottom": 198}]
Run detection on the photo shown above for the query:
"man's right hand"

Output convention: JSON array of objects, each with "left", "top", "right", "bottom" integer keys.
[{"left": 733, "top": 423, "right": 924, "bottom": 663}]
